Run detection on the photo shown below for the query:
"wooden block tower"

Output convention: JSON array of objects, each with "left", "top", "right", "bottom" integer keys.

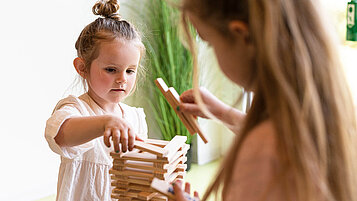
[{"left": 110, "top": 136, "right": 189, "bottom": 200}]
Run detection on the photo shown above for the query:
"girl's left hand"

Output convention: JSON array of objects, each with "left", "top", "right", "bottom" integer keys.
[{"left": 172, "top": 180, "right": 200, "bottom": 201}]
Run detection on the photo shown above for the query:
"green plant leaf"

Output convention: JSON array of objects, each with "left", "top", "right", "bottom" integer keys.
[{"left": 126, "top": 0, "right": 195, "bottom": 144}]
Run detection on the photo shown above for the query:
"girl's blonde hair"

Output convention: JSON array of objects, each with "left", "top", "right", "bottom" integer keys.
[
  {"left": 75, "top": 0, "right": 145, "bottom": 92},
  {"left": 181, "top": 0, "right": 357, "bottom": 201}
]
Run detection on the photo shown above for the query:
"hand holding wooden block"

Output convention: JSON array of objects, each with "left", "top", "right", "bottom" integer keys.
[
  {"left": 150, "top": 178, "right": 199, "bottom": 201},
  {"left": 155, "top": 78, "right": 209, "bottom": 144}
]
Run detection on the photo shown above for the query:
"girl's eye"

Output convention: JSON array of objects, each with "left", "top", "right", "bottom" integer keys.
[
  {"left": 105, "top": 68, "right": 116, "bottom": 73},
  {"left": 126, "top": 69, "right": 136, "bottom": 74}
]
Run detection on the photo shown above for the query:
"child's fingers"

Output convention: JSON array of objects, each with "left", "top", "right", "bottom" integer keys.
[
  {"left": 172, "top": 180, "right": 186, "bottom": 201},
  {"left": 194, "top": 191, "right": 199, "bottom": 199},
  {"left": 180, "top": 90, "right": 195, "bottom": 103},
  {"left": 179, "top": 103, "right": 198, "bottom": 113},
  {"left": 179, "top": 103, "right": 206, "bottom": 118},
  {"left": 103, "top": 128, "right": 111, "bottom": 148},
  {"left": 128, "top": 128, "right": 135, "bottom": 151},
  {"left": 174, "top": 179, "right": 183, "bottom": 188},
  {"left": 184, "top": 182, "right": 191, "bottom": 194},
  {"left": 120, "top": 129, "right": 128, "bottom": 153},
  {"left": 112, "top": 129, "right": 121, "bottom": 153}
]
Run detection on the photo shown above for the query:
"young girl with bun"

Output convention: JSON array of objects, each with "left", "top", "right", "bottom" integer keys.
[{"left": 45, "top": 0, "right": 146, "bottom": 200}]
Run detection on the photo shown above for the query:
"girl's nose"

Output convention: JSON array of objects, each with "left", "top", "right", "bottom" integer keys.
[{"left": 115, "top": 72, "right": 127, "bottom": 83}]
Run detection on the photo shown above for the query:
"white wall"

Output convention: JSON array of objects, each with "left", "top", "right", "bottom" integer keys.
[{"left": 0, "top": 1, "right": 99, "bottom": 200}]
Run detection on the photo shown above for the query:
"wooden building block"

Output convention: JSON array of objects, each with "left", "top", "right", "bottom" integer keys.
[
  {"left": 168, "top": 172, "right": 179, "bottom": 183},
  {"left": 163, "top": 135, "right": 187, "bottom": 160},
  {"left": 150, "top": 178, "right": 176, "bottom": 200},
  {"left": 167, "top": 97, "right": 197, "bottom": 135},
  {"left": 124, "top": 189, "right": 141, "bottom": 198},
  {"left": 111, "top": 194, "right": 131, "bottom": 200},
  {"left": 111, "top": 175, "right": 129, "bottom": 180},
  {"left": 110, "top": 169, "right": 155, "bottom": 179},
  {"left": 144, "top": 139, "right": 169, "bottom": 148},
  {"left": 112, "top": 188, "right": 127, "bottom": 194},
  {"left": 110, "top": 137, "right": 190, "bottom": 201},
  {"left": 138, "top": 192, "right": 158, "bottom": 200},
  {"left": 127, "top": 178, "right": 152, "bottom": 186},
  {"left": 134, "top": 141, "right": 168, "bottom": 157},
  {"left": 114, "top": 161, "right": 173, "bottom": 173},
  {"left": 168, "top": 87, "right": 209, "bottom": 144},
  {"left": 177, "top": 171, "right": 186, "bottom": 179},
  {"left": 111, "top": 177, "right": 152, "bottom": 186},
  {"left": 176, "top": 164, "right": 187, "bottom": 172},
  {"left": 155, "top": 78, "right": 169, "bottom": 95},
  {"left": 166, "top": 161, "right": 185, "bottom": 175},
  {"left": 115, "top": 159, "right": 154, "bottom": 167},
  {"left": 166, "top": 88, "right": 197, "bottom": 134},
  {"left": 151, "top": 196, "right": 168, "bottom": 201},
  {"left": 111, "top": 151, "right": 168, "bottom": 163},
  {"left": 154, "top": 78, "right": 196, "bottom": 135},
  {"left": 155, "top": 78, "right": 209, "bottom": 144},
  {"left": 162, "top": 144, "right": 189, "bottom": 163},
  {"left": 111, "top": 181, "right": 128, "bottom": 189},
  {"left": 128, "top": 183, "right": 152, "bottom": 192},
  {"left": 113, "top": 162, "right": 161, "bottom": 173}
]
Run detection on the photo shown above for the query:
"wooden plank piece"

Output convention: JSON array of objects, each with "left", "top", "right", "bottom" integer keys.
[
  {"left": 128, "top": 183, "right": 153, "bottom": 193},
  {"left": 145, "top": 138, "right": 169, "bottom": 148},
  {"left": 165, "top": 88, "right": 196, "bottom": 134},
  {"left": 111, "top": 194, "right": 132, "bottom": 201},
  {"left": 163, "top": 135, "right": 187, "bottom": 160},
  {"left": 155, "top": 78, "right": 169, "bottom": 95},
  {"left": 113, "top": 162, "right": 169, "bottom": 173},
  {"left": 150, "top": 178, "right": 176, "bottom": 200},
  {"left": 114, "top": 159, "right": 154, "bottom": 167},
  {"left": 161, "top": 144, "right": 189, "bottom": 163},
  {"left": 138, "top": 191, "right": 158, "bottom": 200},
  {"left": 168, "top": 87, "right": 209, "bottom": 144},
  {"left": 176, "top": 164, "right": 187, "bottom": 172},
  {"left": 155, "top": 78, "right": 196, "bottom": 134},
  {"left": 112, "top": 150, "right": 169, "bottom": 162},
  {"left": 127, "top": 178, "right": 152, "bottom": 186},
  {"left": 110, "top": 169, "right": 156, "bottom": 179},
  {"left": 151, "top": 195, "right": 168, "bottom": 201},
  {"left": 134, "top": 141, "right": 168, "bottom": 157}
]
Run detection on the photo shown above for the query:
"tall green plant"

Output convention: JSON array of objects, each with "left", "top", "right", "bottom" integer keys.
[{"left": 127, "top": 0, "right": 194, "bottom": 144}]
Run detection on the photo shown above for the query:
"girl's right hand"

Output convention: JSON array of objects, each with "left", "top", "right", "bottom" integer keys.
[
  {"left": 172, "top": 180, "right": 200, "bottom": 201},
  {"left": 179, "top": 87, "right": 228, "bottom": 120},
  {"left": 179, "top": 88, "right": 245, "bottom": 134},
  {"left": 102, "top": 115, "right": 142, "bottom": 153}
]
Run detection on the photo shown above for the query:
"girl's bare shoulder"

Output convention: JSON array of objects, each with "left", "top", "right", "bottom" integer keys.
[
  {"left": 240, "top": 120, "right": 278, "bottom": 159},
  {"left": 227, "top": 120, "right": 283, "bottom": 201}
]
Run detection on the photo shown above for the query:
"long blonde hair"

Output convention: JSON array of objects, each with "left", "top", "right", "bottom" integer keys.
[{"left": 181, "top": 0, "right": 357, "bottom": 200}]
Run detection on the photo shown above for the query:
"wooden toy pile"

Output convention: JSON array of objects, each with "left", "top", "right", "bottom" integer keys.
[{"left": 110, "top": 136, "right": 189, "bottom": 200}]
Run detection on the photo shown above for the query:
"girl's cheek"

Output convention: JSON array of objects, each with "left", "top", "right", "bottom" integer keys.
[{"left": 101, "top": 74, "right": 114, "bottom": 82}]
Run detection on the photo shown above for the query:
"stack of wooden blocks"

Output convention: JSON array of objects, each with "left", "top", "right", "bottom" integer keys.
[{"left": 110, "top": 136, "right": 189, "bottom": 200}]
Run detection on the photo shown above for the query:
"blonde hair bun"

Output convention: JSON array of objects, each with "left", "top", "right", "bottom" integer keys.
[{"left": 92, "top": 0, "right": 121, "bottom": 20}]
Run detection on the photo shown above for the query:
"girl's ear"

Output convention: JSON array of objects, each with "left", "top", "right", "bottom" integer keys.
[
  {"left": 228, "top": 21, "right": 250, "bottom": 43},
  {"left": 73, "top": 57, "right": 87, "bottom": 78}
]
